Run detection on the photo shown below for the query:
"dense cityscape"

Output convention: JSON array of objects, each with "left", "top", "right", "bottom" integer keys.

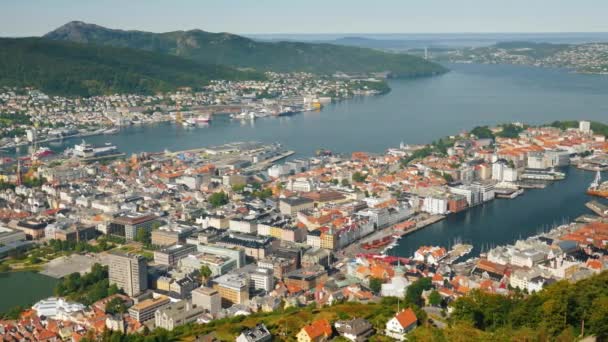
[
  {"left": 2, "top": 2, "right": 608, "bottom": 341},
  {"left": 1, "top": 101, "right": 608, "bottom": 340}
]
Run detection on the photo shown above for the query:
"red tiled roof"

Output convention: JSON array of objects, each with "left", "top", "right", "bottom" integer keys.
[
  {"left": 302, "top": 319, "right": 333, "bottom": 339},
  {"left": 394, "top": 308, "right": 417, "bottom": 329}
]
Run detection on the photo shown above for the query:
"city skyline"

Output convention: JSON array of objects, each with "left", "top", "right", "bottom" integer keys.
[{"left": 2, "top": 0, "right": 608, "bottom": 37}]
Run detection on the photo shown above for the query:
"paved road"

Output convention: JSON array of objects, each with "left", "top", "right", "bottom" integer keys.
[{"left": 423, "top": 306, "right": 448, "bottom": 329}]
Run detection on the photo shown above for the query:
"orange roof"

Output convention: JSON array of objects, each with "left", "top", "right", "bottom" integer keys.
[
  {"left": 587, "top": 259, "right": 602, "bottom": 270},
  {"left": 394, "top": 221, "right": 415, "bottom": 231},
  {"left": 36, "top": 329, "right": 57, "bottom": 341},
  {"left": 287, "top": 284, "right": 303, "bottom": 294},
  {"left": 394, "top": 308, "right": 417, "bottom": 329},
  {"left": 370, "top": 264, "right": 395, "bottom": 279},
  {"left": 302, "top": 319, "right": 333, "bottom": 339}
]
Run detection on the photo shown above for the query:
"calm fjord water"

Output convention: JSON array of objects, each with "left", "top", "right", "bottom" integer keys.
[{"left": 33, "top": 63, "right": 608, "bottom": 157}]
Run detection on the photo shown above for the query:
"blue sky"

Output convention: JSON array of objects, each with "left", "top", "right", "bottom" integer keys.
[{"left": 1, "top": 0, "right": 607, "bottom": 36}]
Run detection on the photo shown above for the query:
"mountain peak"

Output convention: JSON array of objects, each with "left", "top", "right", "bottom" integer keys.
[
  {"left": 44, "top": 21, "right": 114, "bottom": 42},
  {"left": 43, "top": 21, "right": 447, "bottom": 77}
]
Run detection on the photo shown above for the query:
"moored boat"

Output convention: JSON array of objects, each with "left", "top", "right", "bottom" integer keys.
[{"left": 587, "top": 170, "right": 608, "bottom": 198}]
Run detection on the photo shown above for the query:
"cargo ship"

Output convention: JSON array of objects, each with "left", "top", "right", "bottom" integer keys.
[{"left": 587, "top": 170, "right": 608, "bottom": 198}]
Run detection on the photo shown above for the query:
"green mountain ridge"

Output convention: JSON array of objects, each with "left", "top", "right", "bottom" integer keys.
[
  {"left": 0, "top": 37, "right": 263, "bottom": 97},
  {"left": 44, "top": 21, "right": 447, "bottom": 77}
]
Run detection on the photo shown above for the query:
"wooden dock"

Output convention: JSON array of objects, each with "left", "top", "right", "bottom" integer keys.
[{"left": 586, "top": 200, "right": 608, "bottom": 217}]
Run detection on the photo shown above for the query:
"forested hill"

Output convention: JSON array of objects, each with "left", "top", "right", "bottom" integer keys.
[
  {"left": 45, "top": 21, "right": 448, "bottom": 77},
  {"left": 0, "top": 38, "right": 263, "bottom": 97},
  {"left": 94, "top": 271, "right": 608, "bottom": 341}
]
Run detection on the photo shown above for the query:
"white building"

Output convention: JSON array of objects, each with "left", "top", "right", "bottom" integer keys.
[
  {"left": 510, "top": 249, "right": 546, "bottom": 268},
  {"left": 579, "top": 120, "right": 591, "bottom": 133},
  {"left": 527, "top": 152, "right": 547, "bottom": 169},
  {"left": 546, "top": 149, "right": 570, "bottom": 167},
  {"left": 249, "top": 268, "right": 274, "bottom": 292},
  {"left": 471, "top": 181, "right": 495, "bottom": 202},
  {"left": 33, "top": 297, "right": 86, "bottom": 319},
  {"left": 492, "top": 160, "right": 518, "bottom": 182},
  {"left": 422, "top": 196, "right": 449, "bottom": 215},
  {"left": 509, "top": 269, "right": 551, "bottom": 293},
  {"left": 286, "top": 177, "right": 315, "bottom": 192},
  {"left": 154, "top": 300, "right": 206, "bottom": 331},
  {"left": 385, "top": 309, "right": 418, "bottom": 341},
  {"left": 381, "top": 276, "right": 409, "bottom": 297},
  {"left": 229, "top": 219, "right": 257, "bottom": 234}
]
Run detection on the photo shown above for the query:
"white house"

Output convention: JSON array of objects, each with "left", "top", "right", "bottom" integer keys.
[{"left": 385, "top": 308, "right": 418, "bottom": 340}]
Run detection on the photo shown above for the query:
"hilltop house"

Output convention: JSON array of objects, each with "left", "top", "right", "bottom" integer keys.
[
  {"left": 296, "top": 318, "right": 333, "bottom": 342},
  {"left": 385, "top": 308, "right": 418, "bottom": 340}
]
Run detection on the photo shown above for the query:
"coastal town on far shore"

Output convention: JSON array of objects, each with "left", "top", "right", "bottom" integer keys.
[
  {"left": 1, "top": 82, "right": 608, "bottom": 342},
  {"left": 0, "top": 72, "right": 387, "bottom": 151},
  {"left": 430, "top": 42, "right": 608, "bottom": 74}
]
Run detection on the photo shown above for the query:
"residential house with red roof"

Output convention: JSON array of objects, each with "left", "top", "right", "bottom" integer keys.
[
  {"left": 296, "top": 318, "right": 333, "bottom": 342},
  {"left": 385, "top": 308, "right": 418, "bottom": 340}
]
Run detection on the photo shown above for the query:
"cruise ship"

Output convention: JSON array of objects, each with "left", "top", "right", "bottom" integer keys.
[{"left": 71, "top": 140, "right": 119, "bottom": 158}]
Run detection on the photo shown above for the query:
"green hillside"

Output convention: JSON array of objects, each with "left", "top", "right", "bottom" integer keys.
[
  {"left": 88, "top": 271, "right": 608, "bottom": 341},
  {"left": 0, "top": 37, "right": 262, "bottom": 97},
  {"left": 45, "top": 21, "right": 448, "bottom": 77}
]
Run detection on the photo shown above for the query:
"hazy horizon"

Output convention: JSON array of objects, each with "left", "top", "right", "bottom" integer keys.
[{"left": 2, "top": 0, "right": 608, "bottom": 37}]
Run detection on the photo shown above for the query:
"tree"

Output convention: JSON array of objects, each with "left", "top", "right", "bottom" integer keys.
[
  {"left": 209, "top": 191, "right": 229, "bottom": 207},
  {"left": 405, "top": 278, "right": 432, "bottom": 307},
  {"left": 341, "top": 179, "right": 350, "bottom": 187},
  {"left": 442, "top": 173, "right": 454, "bottom": 183},
  {"left": 428, "top": 290, "right": 441, "bottom": 307},
  {"left": 369, "top": 277, "right": 383, "bottom": 294},
  {"left": 588, "top": 296, "right": 608, "bottom": 339},
  {"left": 135, "top": 228, "right": 151, "bottom": 245},
  {"left": 253, "top": 188, "right": 273, "bottom": 200},
  {"left": 352, "top": 172, "right": 367, "bottom": 183},
  {"left": 199, "top": 265, "right": 212, "bottom": 284},
  {"left": 231, "top": 184, "right": 246, "bottom": 193},
  {"left": 470, "top": 126, "right": 494, "bottom": 139},
  {"left": 105, "top": 297, "right": 126, "bottom": 315},
  {"left": 496, "top": 124, "right": 524, "bottom": 138},
  {"left": 2, "top": 306, "right": 25, "bottom": 320}
]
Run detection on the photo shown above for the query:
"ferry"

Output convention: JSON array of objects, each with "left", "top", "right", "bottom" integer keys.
[
  {"left": 194, "top": 115, "right": 212, "bottom": 124},
  {"left": 71, "top": 140, "right": 119, "bottom": 158},
  {"left": 587, "top": 170, "right": 608, "bottom": 199},
  {"left": 33, "top": 147, "right": 54, "bottom": 158}
]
